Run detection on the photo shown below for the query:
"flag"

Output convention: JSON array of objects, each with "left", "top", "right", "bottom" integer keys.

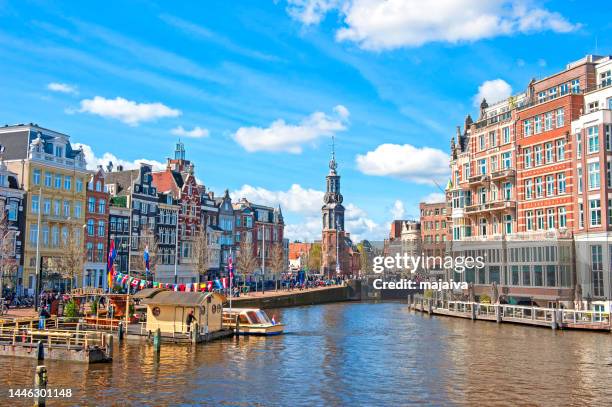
[
  {"left": 228, "top": 257, "right": 234, "bottom": 280},
  {"left": 214, "top": 279, "right": 222, "bottom": 289},
  {"left": 107, "top": 240, "right": 117, "bottom": 289},
  {"left": 207, "top": 281, "right": 213, "bottom": 292},
  {"left": 222, "top": 277, "right": 228, "bottom": 289},
  {"left": 144, "top": 246, "right": 150, "bottom": 276},
  {"left": 271, "top": 315, "right": 276, "bottom": 325}
]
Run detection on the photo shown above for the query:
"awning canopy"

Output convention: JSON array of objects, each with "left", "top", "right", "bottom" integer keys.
[{"left": 142, "top": 291, "right": 216, "bottom": 307}]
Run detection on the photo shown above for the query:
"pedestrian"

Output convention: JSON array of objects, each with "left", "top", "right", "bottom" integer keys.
[
  {"left": 186, "top": 310, "right": 195, "bottom": 333},
  {"left": 39, "top": 306, "right": 51, "bottom": 330}
]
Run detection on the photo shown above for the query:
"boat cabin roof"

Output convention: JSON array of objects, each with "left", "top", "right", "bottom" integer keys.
[{"left": 142, "top": 291, "right": 224, "bottom": 307}]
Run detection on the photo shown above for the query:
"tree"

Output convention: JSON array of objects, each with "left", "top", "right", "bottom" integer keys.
[
  {"left": 236, "top": 239, "right": 257, "bottom": 282},
  {"left": 131, "top": 226, "right": 158, "bottom": 280},
  {"left": 359, "top": 245, "right": 371, "bottom": 276},
  {"left": 0, "top": 210, "right": 17, "bottom": 296},
  {"left": 269, "top": 243, "right": 285, "bottom": 277},
  {"left": 307, "top": 243, "right": 322, "bottom": 273},
  {"left": 50, "top": 228, "right": 86, "bottom": 292},
  {"left": 192, "top": 228, "right": 210, "bottom": 280}
]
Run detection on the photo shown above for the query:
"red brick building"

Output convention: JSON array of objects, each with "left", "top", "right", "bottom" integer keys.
[
  {"left": 419, "top": 202, "right": 449, "bottom": 258},
  {"left": 84, "top": 166, "right": 110, "bottom": 289}
]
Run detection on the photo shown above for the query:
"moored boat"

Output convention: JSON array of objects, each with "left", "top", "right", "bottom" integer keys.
[{"left": 223, "top": 308, "right": 284, "bottom": 336}]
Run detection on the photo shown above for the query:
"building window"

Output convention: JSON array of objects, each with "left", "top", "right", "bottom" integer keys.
[
  {"left": 535, "top": 177, "right": 543, "bottom": 198},
  {"left": 43, "top": 199, "right": 50, "bottom": 215},
  {"left": 535, "top": 116, "right": 542, "bottom": 134},
  {"left": 577, "top": 167, "right": 583, "bottom": 193},
  {"left": 502, "top": 152, "right": 511, "bottom": 169},
  {"left": 491, "top": 156, "right": 498, "bottom": 172},
  {"left": 63, "top": 200, "right": 70, "bottom": 217},
  {"left": 606, "top": 125, "right": 612, "bottom": 151},
  {"left": 88, "top": 197, "right": 95, "bottom": 213},
  {"left": 504, "top": 182, "right": 512, "bottom": 200},
  {"left": 504, "top": 215, "right": 512, "bottom": 234},
  {"left": 525, "top": 179, "right": 533, "bottom": 199},
  {"left": 87, "top": 243, "right": 94, "bottom": 262},
  {"left": 42, "top": 226, "right": 49, "bottom": 246},
  {"left": 591, "top": 245, "right": 604, "bottom": 297},
  {"left": 29, "top": 224, "right": 38, "bottom": 246},
  {"left": 479, "top": 159, "right": 486, "bottom": 175},
  {"left": 76, "top": 178, "right": 83, "bottom": 192},
  {"left": 489, "top": 131, "right": 496, "bottom": 147},
  {"left": 74, "top": 202, "right": 82, "bottom": 218},
  {"left": 502, "top": 127, "right": 510, "bottom": 144},
  {"left": 524, "top": 120, "right": 532, "bottom": 137},
  {"left": 479, "top": 134, "right": 485, "bottom": 150},
  {"left": 556, "top": 108, "right": 564, "bottom": 127},
  {"left": 98, "top": 220, "right": 105, "bottom": 237},
  {"left": 526, "top": 210, "right": 533, "bottom": 230},
  {"left": 590, "top": 199, "right": 601, "bottom": 226},
  {"left": 53, "top": 200, "right": 60, "bottom": 216},
  {"left": 536, "top": 210, "right": 544, "bottom": 230},
  {"left": 51, "top": 226, "right": 59, "bottom": 247},
  {"left": 524, "top": 148, "right": 532, "bottom": 168},
  {"left": 99, "top": 199, "right": 106, "bottom": 214},
  {"left": 534, "top": 145, "right": 542, "bottom": 165},
  {"left": 545, "top": 142, "right": 553, "bottom": 163},
  {"left": 556, "top": 139, "right": 565, "bottom": 160},
  {"left": 609, "top": 199, "right": 612, "bottom": 226},
  {"left": 558, "top": 207, "right": 567, "bottom": 228},
  {"left": 557, "top": 173, "right": 566, "bottom": 194},
  {"left": 547, "top": 209, "right": 555, "bottom": 229},
  {"left": 479, "top": 218, "right": 487, "bottom": 235},
  {"left": 549, "top": 87, "right": 557, "bottom": 99},
  {"left": 560, "top": 83, "right": 569, "bottom": 96},
  {"left": 571, "top": 79, "right": 580, "bottom": 94},
  {"left": 546, "top": 175, "right": 554, "bottom": 196},
  {"left": 588, "top": 162, "right": 600, "bottom": 190},
  {"left": 64, "top": 176, "right": 72, "bottom": 191},
  {"left": 87, "top": 219, "right": 95, "bottom": 236},
  {"left": 588, "top": 126, "right": 600, "bottom": 154},
  {"left": 579, "top": 203, "right": 584, "bottom": 228},
  {"left": 544, "top": 112, "right": 553, "bottom": 131},
  {"left": 31, "top": 195, "right": 39, "bottom": 214},
  {"left": 54, "top": 175, "right": 62, "bottom": 189},
  {"left": 538, "top": 91, "right": 546, "bottom": 103},
  {"left": 33, "top": 169, "right": 41, "bottom": 185},
  {"left": 44, "top": 172, "right": 52, "bottom": 187}
]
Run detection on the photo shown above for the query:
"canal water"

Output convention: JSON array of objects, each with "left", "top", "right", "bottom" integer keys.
[{"left": 2, "top": 302, "right": 612, "bottom": 406}]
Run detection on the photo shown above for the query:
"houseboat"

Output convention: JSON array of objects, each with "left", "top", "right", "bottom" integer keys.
[{"left": 223, "top": 308, "right": 284, "bottom": 336}]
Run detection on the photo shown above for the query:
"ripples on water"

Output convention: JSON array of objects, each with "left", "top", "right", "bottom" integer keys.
[{"left": 1, "top": 302, "right": 612, "bottom": 406}]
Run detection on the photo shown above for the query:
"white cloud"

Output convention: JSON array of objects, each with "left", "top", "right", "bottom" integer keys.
[
  {"left": 390, "top": 200, "right": 405, "bottom": 219},
  {"left": 421, "top": 192, "right": 446, "bottom": 204},
  {"left": 76, "top": 96, "right": 181, "bottom": 126},
  {"left": 171, "top": 125, "right": 209, "bottom": 139},
  {"left": 286, "top": 0, "right": 578, "bottom": 50},
  {"left": 47, "top": 82, "right": 78, "bottom": 95},
  {"left": 473, "top": 79, "right": 512, "bottom": 108},
  {"left": 233, "top": 105, "right": 349, "bottom": 153},
  {"left": 74, "top": 143, "right": 166, "bottom": 172},
  {"left": 355, "top": 143, "right": 449, "bottom": 185},
  {"left": 231, "top": 184, "right": 324, "bottom": 216}
]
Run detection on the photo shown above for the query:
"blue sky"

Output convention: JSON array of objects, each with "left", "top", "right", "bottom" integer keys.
[{"left": 0, "top": 0, "right": 610, "bottom": 241}]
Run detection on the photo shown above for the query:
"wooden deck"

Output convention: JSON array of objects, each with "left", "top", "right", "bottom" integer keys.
[{"left": 411, "top": 298, "right": 611, "bottom": 331}]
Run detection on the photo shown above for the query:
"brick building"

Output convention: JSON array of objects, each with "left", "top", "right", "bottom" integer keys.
[{"left": 84, "top": 167, "right": 109, "bottom": 289}]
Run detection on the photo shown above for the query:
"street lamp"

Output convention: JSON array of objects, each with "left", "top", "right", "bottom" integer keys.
[{"left": 34, "top": 187, "right": 43, "bottom": 311}]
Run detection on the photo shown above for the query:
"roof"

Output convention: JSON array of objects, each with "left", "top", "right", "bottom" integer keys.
[
  {"left": 151, "top": 170, "right": 178, "bottom": 195},
  {"left": 142, "top": 291, "right": 223, "bottom": 307},
  {"left": 289, "top": 242, "right": 311, "bottom": 260},
  {"left": 105, "top": 169, "right": 139, "bottom": 196},
  {"left": 133, "top": 288, "right": 167, "bottom": 299}
]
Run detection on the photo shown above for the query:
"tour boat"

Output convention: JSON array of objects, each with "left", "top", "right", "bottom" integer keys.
[{"left": 223, "top": 308, "right": 284, "bottom": 336}]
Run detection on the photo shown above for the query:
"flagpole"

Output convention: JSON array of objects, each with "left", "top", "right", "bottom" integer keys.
[{"left": 229, "top": 247, "right": 232, "bottom": 314}]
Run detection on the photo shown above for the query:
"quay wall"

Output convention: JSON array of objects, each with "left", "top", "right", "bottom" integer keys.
[{"left": 228, "top": 283, "right": 360, "bottom": 309}]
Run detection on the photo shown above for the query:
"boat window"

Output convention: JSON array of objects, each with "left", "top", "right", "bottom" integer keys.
[
  {"left": 246, "top": 311, "right": 262, "bottom": 324},
  {"left": 256, "top": 311, "right": 271, "bottom": 324},
  {"left": 239, "top": 315, "right": 249, "bottom": 324}
]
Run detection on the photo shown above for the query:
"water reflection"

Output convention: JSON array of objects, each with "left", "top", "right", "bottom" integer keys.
[{"left": 1, "top": 302, "right": 612, "bottom": 406}]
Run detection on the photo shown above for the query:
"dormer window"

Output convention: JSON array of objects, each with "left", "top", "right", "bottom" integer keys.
[{"left": 55, "top": 146, "right": 63, "bottom": 158}]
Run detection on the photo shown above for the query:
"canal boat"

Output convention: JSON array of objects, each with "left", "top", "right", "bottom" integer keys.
[{"left": 223, "top": 308, "right": 284, "bottom": 336}]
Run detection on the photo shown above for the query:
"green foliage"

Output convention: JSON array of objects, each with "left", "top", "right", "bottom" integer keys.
[
  {"left": 90, "top": 298, "right": 98, "bottom": 315},
  {"left": 129, "top": 303, "right": 135, "bottom": 318},
  {"left": 424, "top": 289, "right": 434, "bottom": 299},
  {"left": 64, "top": 300, "right": 79, "bottom": 320},
  {"left": 479, "top": 294, "right": 491, "bottom": 304}
]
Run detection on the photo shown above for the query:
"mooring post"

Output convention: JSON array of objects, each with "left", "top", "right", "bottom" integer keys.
[
  {"left": 420, "top": 297, "right": 424, "bottom": 312},
  {"left": 34, "top": 365, "right": 47, "bottom": 407},
  {"left": 495, "top": 305, "right": 501, "bottom": 324},
  {"left": 105, "top": 334, "right": 113, "bottom": 359},
  {"left": 118, "top": 321, "right": 124, "bottom": 342},
  {"left": 153, "top": 328, "right": 161, "bottom": 353},
  {"left": 551, "top": 309, "right": 558, "bottom": 330},
  {"left": 471, "top": 303, "right": 477, "bottom": 321},
  {"left": 37, "top": 340, "right": 44, "bottom": 361},
  {"left": 191, "top": 323, "right": 199, "bottom": 344},
  {"left": 235, "top": 316, "right": 240, "bottom": 339},
  {"left": 428, "top": 299, "right": 433, "bottom": 314}
]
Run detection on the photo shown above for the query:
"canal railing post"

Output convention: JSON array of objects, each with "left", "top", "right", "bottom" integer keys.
[
  {"left": 118, "top": 321, "right": 124, "bottom": 342},
  {"left": 34, "top": 365, "right": 47, "bottom": 407},
  {"left": 37, "top": 340, "right": 44, "bottom": 361},
  {"left": 105, "top": 334, "right": 113, "bottom": 359},
  {"left": 153, "top": 328, "right": 161, "bottom": 353}
]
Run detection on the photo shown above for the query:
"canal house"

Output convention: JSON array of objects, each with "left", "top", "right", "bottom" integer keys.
[{"left": 141, "top": 290, "right": 225, "bottom": 336}]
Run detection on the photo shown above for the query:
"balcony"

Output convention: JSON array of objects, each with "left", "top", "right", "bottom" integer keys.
[
  {"left": 465, "top": 200, "right": 516, "bottom": 214},
  {"left": 468, "top": 174, "right": 489, "bottom": 185},
  {"left": 491, "top": 169, "right": 515, "bottom": 180}
]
